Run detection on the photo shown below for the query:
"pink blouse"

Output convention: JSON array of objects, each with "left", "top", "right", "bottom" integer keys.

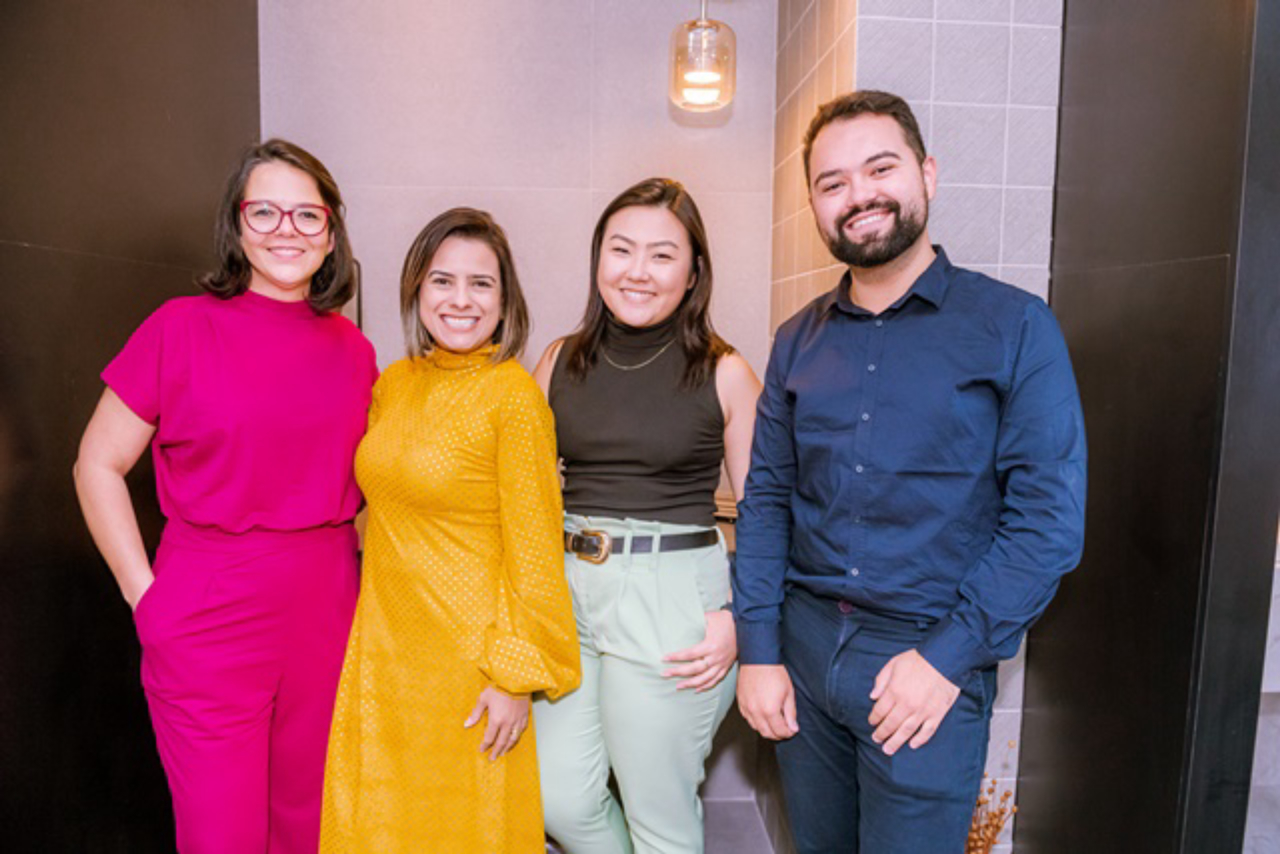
[{"left": 103, "top": 290, "right": 378, "bottom": 534}]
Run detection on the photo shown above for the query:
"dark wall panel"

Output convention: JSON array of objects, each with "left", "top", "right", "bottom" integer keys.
[
  {"left": 1018, "top": 0, "right": 1280, "bottom": 852},
  {"left": 0, "top": 3, "right": 259, "bottom": 266},
  {"left": 1182, "top": 2, "right": 1280, "bottom": 849},
  {"left": 1051, "top": 0, "right": 1252, "bottom": 272},
  {"left": 1020, "top": 257, "right": 1231, "bottom": 852},
  {"left": 0, "top": 2, "right": 258, "bottom": 850}
]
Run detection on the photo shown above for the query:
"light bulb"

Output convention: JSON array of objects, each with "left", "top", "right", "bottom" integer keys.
[
  {"left": 682, "top": 87, "right": 722, "bottom": 105},
  {"left": 684, "top": 69, "right": 722, "bottom": 85},
  {"left": 669, "top": 8, "right": 736, "bottom": 112}
]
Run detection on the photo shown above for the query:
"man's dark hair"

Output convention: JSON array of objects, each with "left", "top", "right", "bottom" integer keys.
[{"left": 802, "top": 90, "right": 927, "bottom": 186}]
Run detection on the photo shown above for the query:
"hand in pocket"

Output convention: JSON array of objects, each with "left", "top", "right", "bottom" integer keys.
[{"left": 662, "top": 609, "right": 737, "bottom": 692}]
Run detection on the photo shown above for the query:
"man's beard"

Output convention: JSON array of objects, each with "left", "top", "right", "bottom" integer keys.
[{"left": 823, "top": 198, "right": 928, "bottom": 268}]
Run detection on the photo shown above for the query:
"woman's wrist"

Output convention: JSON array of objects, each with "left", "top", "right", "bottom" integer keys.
[
  {"left": 487, "top": 684, "right": 531, "bottom": 702},
  {"left": 122, "top": 570, "right": 154, "bottom": 609}
]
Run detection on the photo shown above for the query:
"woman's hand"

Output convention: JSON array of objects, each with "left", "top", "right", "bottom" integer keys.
[
  {"left": 464, "top": 686, "right": 531, "bottom": 761},
  {"left": 663, "top": 609, "right": 737, "bottom": 692}
]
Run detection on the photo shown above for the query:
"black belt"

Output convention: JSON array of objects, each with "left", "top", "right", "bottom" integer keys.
[{"left": 564, "top": 528, "right": 718, "bottom": 565}]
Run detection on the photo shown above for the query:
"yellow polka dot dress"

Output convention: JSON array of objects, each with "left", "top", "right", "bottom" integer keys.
[{"left": 320, "top": 346, "right": 580, "bottom": 853}]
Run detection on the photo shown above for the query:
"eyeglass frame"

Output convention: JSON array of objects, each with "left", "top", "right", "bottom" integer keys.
[{"left": 238, "top": 200, "right": 333, "bottom": 236}]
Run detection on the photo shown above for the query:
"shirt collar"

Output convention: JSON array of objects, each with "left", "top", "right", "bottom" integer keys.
[{"left": 824, "top": 245, "right": 953, "bottom": 316}]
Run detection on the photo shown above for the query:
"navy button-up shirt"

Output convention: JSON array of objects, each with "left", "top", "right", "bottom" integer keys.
[{"left": 734, "top": 248, "right": 1087, "bottom": 683}]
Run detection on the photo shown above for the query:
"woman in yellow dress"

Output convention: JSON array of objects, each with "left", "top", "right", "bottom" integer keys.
[{"left": 320, "top": 208, "right": 581, "bottom": 852}]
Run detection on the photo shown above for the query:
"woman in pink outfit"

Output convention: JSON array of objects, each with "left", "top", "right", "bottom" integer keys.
[{"left": 73, "top": 139, "right": 377, "bottom": 854}]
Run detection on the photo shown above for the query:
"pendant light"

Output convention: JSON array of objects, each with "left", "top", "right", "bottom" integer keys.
[{"left": 669, "top": 0, "right": 736, "bottom": 112}]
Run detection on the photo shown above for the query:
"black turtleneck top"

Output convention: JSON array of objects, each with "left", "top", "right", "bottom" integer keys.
[{"left": 548, "top": 315, "right": 724, "bottom": 527}]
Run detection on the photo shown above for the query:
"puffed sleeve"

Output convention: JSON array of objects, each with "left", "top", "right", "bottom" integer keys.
[
  {"left": 101, "top": 301, "right": 180, "bottom": 424},
  {"left": 477, "top": 365, "right": 581, "bottom": 699}
]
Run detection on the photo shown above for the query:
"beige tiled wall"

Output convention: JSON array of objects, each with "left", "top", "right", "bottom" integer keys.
[
  {"left": 770, "top": 0, "right": 856, "bottom": 332},
  {"left": 771, "top": 0, "right": 1063, "bottom": 338},
  {"left": 856, "top": 0, "right": 1063, "bottom": 302},
  {"left": 259, "top": 0, "right": 777, "bottom": 378}
]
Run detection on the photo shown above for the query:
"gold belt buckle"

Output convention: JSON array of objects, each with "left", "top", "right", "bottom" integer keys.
[{"left": 578, "top": 528, "right": 612, "bottom": 564}]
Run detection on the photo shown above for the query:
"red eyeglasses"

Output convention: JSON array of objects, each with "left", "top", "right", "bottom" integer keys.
[{"left": 240, "top": 200, "right": 332, "bottom": 236}]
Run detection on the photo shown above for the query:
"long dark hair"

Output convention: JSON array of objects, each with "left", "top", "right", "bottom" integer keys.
[
  {"left": 399, "top": 207, "right": 530, "bottom": 363},
  {"left": 196, "top": 138, "right": 357, "bottom": 313},
  {"left": 563, "top": 178, "right": 731, "bottom": 390}
]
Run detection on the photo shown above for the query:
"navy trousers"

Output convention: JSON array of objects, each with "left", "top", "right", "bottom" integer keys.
[{"left": 776, "top": 589, "right": 997, "bottom": 854}]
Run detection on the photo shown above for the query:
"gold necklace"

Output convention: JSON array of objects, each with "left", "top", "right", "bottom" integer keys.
[{"left": 601, "top": 339, "right": 675, "bottom": 371}]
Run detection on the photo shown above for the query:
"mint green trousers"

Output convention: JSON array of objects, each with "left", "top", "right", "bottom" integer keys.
[{"left": 535, "top": 515, "right": 737, "bottom": 854}]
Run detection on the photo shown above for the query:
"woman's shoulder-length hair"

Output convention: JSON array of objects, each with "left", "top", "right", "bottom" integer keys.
[
  {"left": 197, "top": 138, "right": 357, "bottom": 314},
  {"left": 563, "top": 177, "right": 730, "bottom": 390},
  {"left": 398, "top": 207, "right": 530, "bottom": 363}
]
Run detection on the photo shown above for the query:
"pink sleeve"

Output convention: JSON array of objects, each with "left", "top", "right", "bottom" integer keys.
[{"left": 101, "top": 303, "right": 173, "bottom": 425}]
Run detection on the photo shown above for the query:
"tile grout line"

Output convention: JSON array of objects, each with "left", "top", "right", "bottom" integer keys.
[
  {"left": 860, "top": 14, "right": 1058, "bottom": 30},
  {"left": 928, "top": 0, "right": 939, "bottom": 151},
  {"left": 997, "top": 1, "right": 1016, "bottom": 274},
  {"left": 776, "top": 14, "right": 861, "bottom": 167}
]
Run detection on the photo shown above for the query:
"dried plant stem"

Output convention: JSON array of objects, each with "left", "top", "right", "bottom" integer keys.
[{"left": 966, "top": 775, "right": 1017, "bottom": 854}]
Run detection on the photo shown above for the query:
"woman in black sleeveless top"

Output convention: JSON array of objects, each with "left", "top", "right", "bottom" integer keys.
[{"left": 532, "top": 178, "right": 761, "bottom": 854}]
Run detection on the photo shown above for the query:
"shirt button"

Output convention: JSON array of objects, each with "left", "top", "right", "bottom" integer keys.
[
  {"left": 874, "top": 319, "right": 884, "bottom": 327},
  {"left": 867, "top": 364, "right": 877, "bottom": 372},
  {"left": 861, "top": 412, "right": 870, "bottom": 421},
  {"left": 854, "top": 516, "right": 862, "bottom": 524},
  {"left": 855, "top": 464, "right": 864, "bottom": 473},
  {"left": 849, "top": 567, "right": 860, "bottom": 577}
]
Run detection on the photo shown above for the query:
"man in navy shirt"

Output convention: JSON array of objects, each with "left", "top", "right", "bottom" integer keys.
[{"left": 734, "top": 90, "right": 1086, "bottom": 853}]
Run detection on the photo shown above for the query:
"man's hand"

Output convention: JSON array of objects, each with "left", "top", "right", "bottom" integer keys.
[
  {"left": 737, "top": 664, "right": 799, "bottom": 740},
  {"left": 868, "top": 649, "right": 960, "bottom": 755}
]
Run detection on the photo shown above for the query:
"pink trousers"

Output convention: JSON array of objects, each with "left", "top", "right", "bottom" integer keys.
[{"left": 134, "top": 520, "right": 359, "bottom": 854}]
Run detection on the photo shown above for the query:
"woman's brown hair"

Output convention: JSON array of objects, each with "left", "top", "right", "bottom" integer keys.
[
  {"left": 399, "top": 207, "right": 530, "bottom": 362},
  {"left": 197, "top": 138, "right": 357, "bottom": 313}
]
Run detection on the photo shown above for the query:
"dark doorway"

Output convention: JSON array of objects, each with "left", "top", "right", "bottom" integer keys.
[
  {"left": 1017, "top": 1, "right": 1280, "bottom": 852},
  {"left": 0, "top": 2, "right": 259, "bottom": 850}
]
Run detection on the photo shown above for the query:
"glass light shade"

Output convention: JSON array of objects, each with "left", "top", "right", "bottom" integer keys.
[{"left": 669, "top": 18, "right": 736, "bottom": 112}]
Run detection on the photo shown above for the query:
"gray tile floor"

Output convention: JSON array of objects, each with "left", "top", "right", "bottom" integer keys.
[
  {"left": 1246, "top": 545, "right": 1280, "bottom": 853},
  {"left": 1245, "top": 785, "right": 1280, "bottom": 854},
  {"left": 704, "top": 800, "right": 777, "bottom": 854}
]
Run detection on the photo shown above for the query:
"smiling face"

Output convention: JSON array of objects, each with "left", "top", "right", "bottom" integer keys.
[
  {"left": 595, "top": 204, "right": 695, "bottom": 328},
  {"left": 808, "top": 114, "right": 937, "bottom": 268},
  {"left": 239, "top": 160, "right": 335, "bottom": 301},
  {"left": 417, "top": 235, "right": 503, "bottom": 354}
]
